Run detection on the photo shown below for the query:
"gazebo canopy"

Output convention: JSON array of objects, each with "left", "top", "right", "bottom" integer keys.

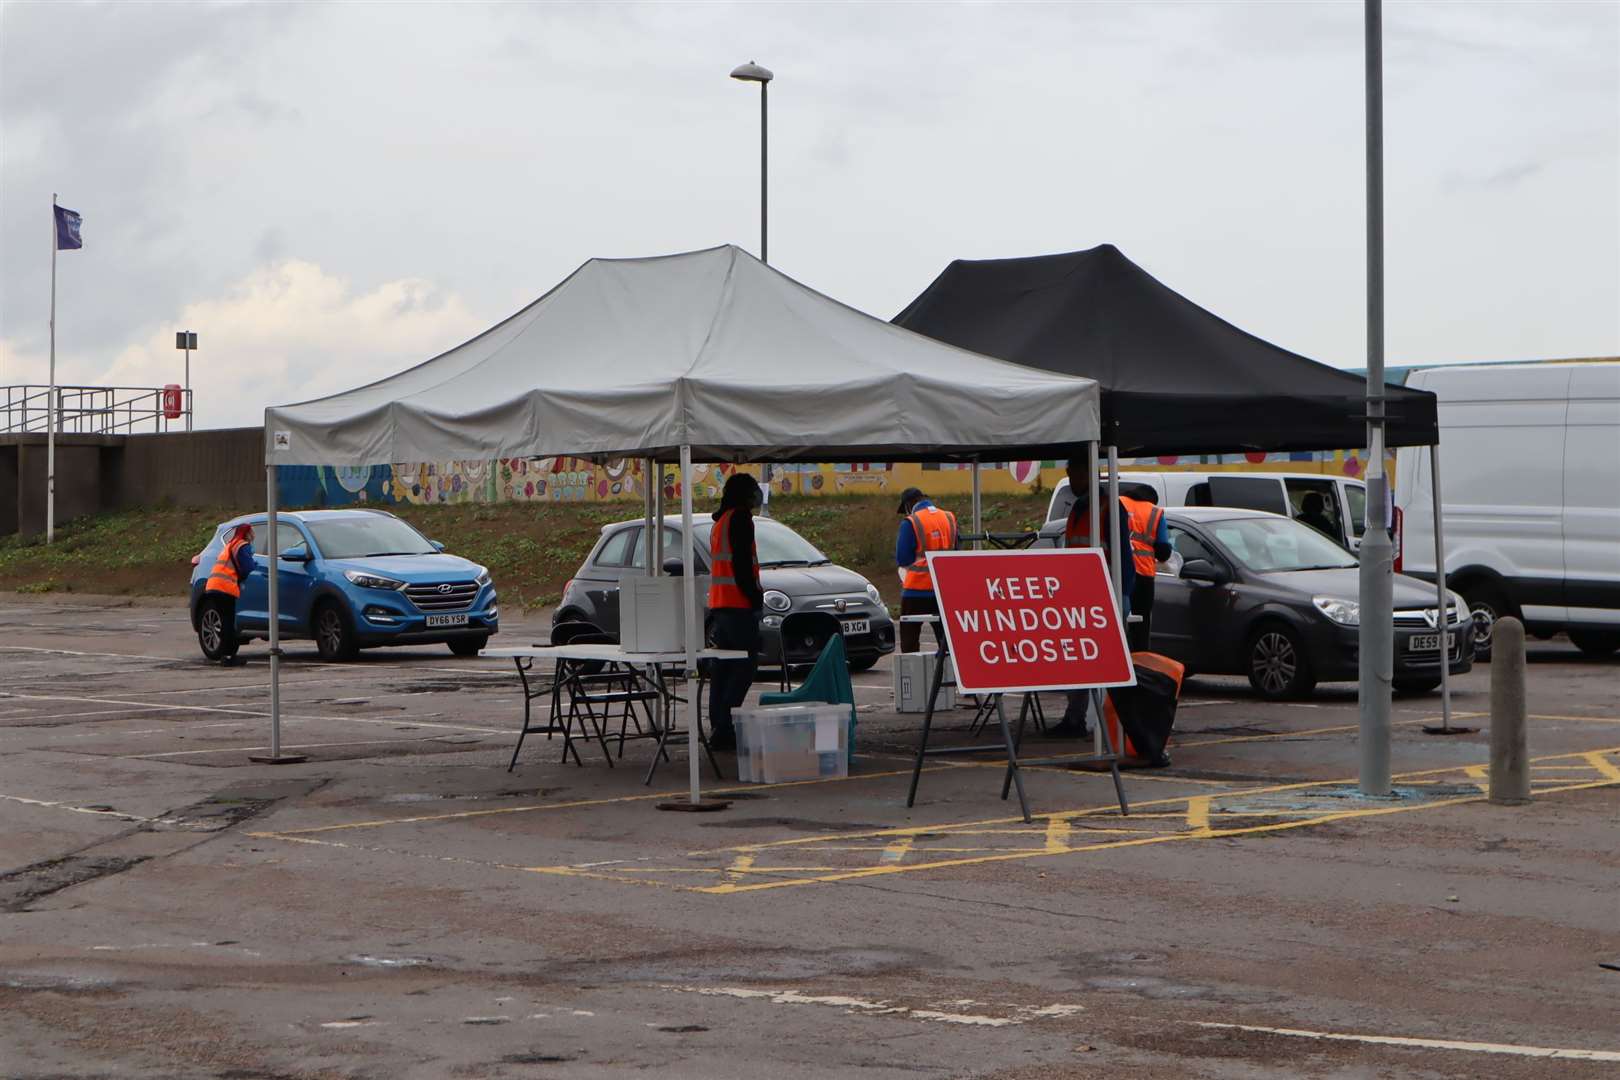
[
  {"left": 893, "top": 244, "right": 1438, "bottom": 456},
  {"left": 265, "top": 245, "right": 1101, "bottom": 467}
]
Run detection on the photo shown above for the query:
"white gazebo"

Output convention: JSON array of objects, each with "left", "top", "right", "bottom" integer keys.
[{"left": 262, "top": 244, "right": 1102, "bottom": 803}]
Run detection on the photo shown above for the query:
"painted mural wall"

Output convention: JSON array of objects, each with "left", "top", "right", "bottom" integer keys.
[{"left": 276, "top": 451, "right": 1387, "bottom": 510}]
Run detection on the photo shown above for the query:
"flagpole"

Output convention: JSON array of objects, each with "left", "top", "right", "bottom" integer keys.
[{"left": 47, "top": 193, "right": 57, "bottom": 544}]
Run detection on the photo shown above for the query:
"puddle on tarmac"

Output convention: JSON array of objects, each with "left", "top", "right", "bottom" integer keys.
[
  {"left": 549, "top": 946, "right": 935, "bottom": 985},
  {"left": 344, "top": 954, "right": 437, "bottom": 968}
]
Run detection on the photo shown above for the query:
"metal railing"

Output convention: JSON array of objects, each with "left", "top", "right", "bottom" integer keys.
[{"left": 1, "top": 384, "right": 194, "bottom": 435}]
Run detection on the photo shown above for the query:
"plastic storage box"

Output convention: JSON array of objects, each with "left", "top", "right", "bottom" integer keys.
[
  {"left": 893, "top": 652, "right": 955, "bottom": 714},
  {"left": 733, "top": 704, "right": 850, "bottom": 782}
]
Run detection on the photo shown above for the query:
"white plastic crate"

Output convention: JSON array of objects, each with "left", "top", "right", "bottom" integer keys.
[{"left": 893, "top": 652, "right": 955, "bottom": 714}]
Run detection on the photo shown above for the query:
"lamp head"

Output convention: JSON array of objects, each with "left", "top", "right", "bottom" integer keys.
[{"left": 730, "top": 61, "right": 774, "bottom": 84}]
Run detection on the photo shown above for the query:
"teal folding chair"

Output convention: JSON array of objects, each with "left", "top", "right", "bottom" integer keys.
[{"left": 757, "top": 633, "right": 858, "bottom": 764}]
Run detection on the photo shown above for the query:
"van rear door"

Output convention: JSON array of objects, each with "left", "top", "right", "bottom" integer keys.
[{"left": 1563, "top": 364, "right": 1620, "bottom": 625}]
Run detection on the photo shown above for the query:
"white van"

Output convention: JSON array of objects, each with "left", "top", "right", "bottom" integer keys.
[
  {"left": 1042, "top": 470, "right": 1368, "bottom": 551},
  {"left": 1394, "top": 361, "right": 1620, "bottom": 659}
]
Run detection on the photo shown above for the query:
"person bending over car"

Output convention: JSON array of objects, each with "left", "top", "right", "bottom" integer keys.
[{"left": 202, "top": 523, "right": 254, "bottom": 666}]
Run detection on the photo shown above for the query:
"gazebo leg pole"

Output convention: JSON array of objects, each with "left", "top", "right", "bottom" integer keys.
[
  {"left": 682, "top": 445, "right": 699, "bottom": 803},
  {"left": 251, "top": 463, "right": 305, "bottom": 765},
  {"left": 643, "top": 457, "right": 655, "bottom": 577},
  {"left": 971, "top": 458, "right": 982, "bottom": 550},
  {"left": 1089, "top": 441, "right": 1101, "bottom": 757}
]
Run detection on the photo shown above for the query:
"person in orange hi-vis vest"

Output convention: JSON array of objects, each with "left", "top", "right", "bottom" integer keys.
[
  {"left": 706, "top": 472, "right": 765, "bottom": 751},
  {"left": 895, "top": 487, "right": 959, "bottom": 653},
  {"left": 1053, "top": 459, "right": 1137, "bottom": 737},
  {"left": 201, "top": 523, "right": 255, "bottom": 666},
  {"left": 1119, "top": 482, "right": 1173, "bottom": 651}
]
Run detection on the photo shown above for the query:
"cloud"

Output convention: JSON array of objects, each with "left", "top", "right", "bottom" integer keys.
[{"left": 80, "top": 260, "right": 486, "bottom": 428}]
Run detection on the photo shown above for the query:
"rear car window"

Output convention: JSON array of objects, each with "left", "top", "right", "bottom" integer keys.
[{"left": 594, "top": 528, "right": 636, "bottom": 567}]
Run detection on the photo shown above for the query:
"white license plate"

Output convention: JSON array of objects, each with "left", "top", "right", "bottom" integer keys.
[
  {"left": 840, "top": 618, "right": 871, "bottom": 636},
  {"left": 426, "top": 614, "right": 469, "bottom": 628},
  {"left": 1408, "top": 632, "right": 1453, "bottom": 652}
]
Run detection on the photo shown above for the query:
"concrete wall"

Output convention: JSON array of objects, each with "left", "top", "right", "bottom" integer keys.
[
  {"left": 113, "top": 428, "right": 264, "bottom": 511},
  {"left": 2, "top": 429, "right": 263, "bottom": 537}
]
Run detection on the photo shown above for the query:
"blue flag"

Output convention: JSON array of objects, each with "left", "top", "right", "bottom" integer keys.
[{"left": 54, "top": 205, "right": 82, "bottom": 250}]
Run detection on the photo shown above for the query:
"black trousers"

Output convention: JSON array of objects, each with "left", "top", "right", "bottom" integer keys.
[
  {"left": 206, "top": 592, "right": 240, "bottom": 659},
  {"left": 898, "top": 593, "right": 942, "bottom": 653},
  {"left": 1129, "top": 574, "right": 1156, "bottom": 652},
  {"left": 707, "top": 608, "right": 760, "bottom": 735}
]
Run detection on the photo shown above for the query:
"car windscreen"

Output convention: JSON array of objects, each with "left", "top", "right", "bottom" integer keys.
[
  {"left": 308, "top": 517, "right": 437, "bottom": 559},
  {"left": 693, "top": 518, "right": 828, "bottom": 567},
  {"left": 1204, "top": 516, "right": 1357, "bottom": 573}
]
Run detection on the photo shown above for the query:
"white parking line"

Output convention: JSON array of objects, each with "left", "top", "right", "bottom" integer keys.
[
  {"left": 0, "top": 692, "right": 508, "bottom": 736},
  {"left": 1190, "top": 1021, "right": 1620, "bottom": 1062}
]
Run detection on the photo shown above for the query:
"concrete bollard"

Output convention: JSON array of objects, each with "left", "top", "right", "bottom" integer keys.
[{"left": 1489, "top": 616, "right": 1530, "bottom": 805}]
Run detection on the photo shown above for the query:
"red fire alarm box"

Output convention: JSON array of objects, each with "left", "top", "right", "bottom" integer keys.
[{"left": 162, "top": 384, "right": 183, "bottom": 420}]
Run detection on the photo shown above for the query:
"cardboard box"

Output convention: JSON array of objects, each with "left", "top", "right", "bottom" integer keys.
[
  {"left": 618, "top": 575, "right": 710, "bottom": 653},
  {"left": 893, "top": 652, "right": 955, "bottom": 714}
]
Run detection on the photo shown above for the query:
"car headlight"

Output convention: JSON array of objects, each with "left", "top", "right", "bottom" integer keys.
[
  {"left": 1448, "top": 590, "right": 1468, "bottom": 625},
  {"left": 763, "top": 589, "right": 791, "bottom": 613},
  {"left": 344, "top": 570, "right": 404, "bottom": 590},
  {"left": 1312, "top": 596, "right": 1360, "bottom": 626},
  {"left": 865, "top": 583, "right": 882, "bottom": 605},
  {"left": 476, "top": 567, "right": 492, "bottom": 587}
]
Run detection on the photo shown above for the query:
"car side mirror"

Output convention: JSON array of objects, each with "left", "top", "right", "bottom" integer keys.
[
  {"left": 279, "top": 549, "right": 311, "bottom": 562},
  {"left": 661, "top": 557, "right": 685, "bottom": 577},
  {"left": 430, "top": 539, "right": 446, "bottom": 552},
  {"left": 1181, "top": 558, "right": 1228, "bottom": 585}
]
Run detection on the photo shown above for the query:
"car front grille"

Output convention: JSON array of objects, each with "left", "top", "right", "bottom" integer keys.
[
  {"left": 1393, "top": 606, "right": 1464, "bottom": 628},
  {"left": 404, "top": 581, "right": 479, "bottom": 612}
]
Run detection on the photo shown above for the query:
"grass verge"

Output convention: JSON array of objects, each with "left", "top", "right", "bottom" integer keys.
[{"left": 0, "top": 493, "right": 1052, "bottom": 610}]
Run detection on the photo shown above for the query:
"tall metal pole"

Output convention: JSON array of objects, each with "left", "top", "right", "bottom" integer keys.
[
  {"left": 757, "top": 79, "right": 772, "bottom": 516},
  {"left": 971, "top": 459, "right": 982, "bottom": 549},
  {"left": 1358, "top": 0, "right": 1394, "bottom": 795},
  {"left": 47, "top": 194, "right": 57, "bottom": 543},
  {"left": 1431, "top": 445, "right": 1454, "bottom": 729},
  {"left": 760, "top": 79, "right": 768, "bottom": 266},
  {"left": 185, "top": 342, "right": 193, "bottom": 432}
]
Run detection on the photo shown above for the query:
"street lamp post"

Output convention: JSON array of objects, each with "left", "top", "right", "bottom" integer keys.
[
  {"left": 731, "top": 60, "right": 775, "bottom": 512},
  {"left": 176, "top": 330, "right": 197, "bottom": 432},
  {"left": 729, "top": 61, "right": 773, "bottom": 264}
]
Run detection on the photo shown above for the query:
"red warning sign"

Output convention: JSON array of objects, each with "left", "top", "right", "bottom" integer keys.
[{"left": 925, "top": 549, "right": 1135, "bottom": 694}]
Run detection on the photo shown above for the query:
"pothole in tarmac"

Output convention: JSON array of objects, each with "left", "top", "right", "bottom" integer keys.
[{"left": 551, "top": 946, "right": 936, "bottom": 985}]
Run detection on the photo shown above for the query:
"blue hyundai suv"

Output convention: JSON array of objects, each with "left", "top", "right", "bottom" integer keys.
[{"left": 188, "top": 509, "right": 498, "bottom": 661}]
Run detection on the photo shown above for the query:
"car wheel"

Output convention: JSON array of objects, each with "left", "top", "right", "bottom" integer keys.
[
  {"left": 847, "top": 654, "right": 879, "bottom": 673},
  {"left": 1463, "top": 582, "right": 1513, "bottom": 663},
  {"left": 448, "top": 636, "right": 489, "bottom": 658},
  {"left": 314, "top": 602, "right": 357, "bottom": 661},
  {"left": 1247, "top": 623, "right": 1315, "bottom": 700},
  {"left": 196, "top": 599, "right": 236, "bottom": 661},
  {"left": 1393, "top": 676, "right": 1442, "bottom": 695},
  {"left": 1569, "top": 630, "right": 1620, "bottom": 658}
]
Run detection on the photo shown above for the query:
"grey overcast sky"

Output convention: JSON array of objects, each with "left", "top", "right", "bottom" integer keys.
[{"left": 2, "top": 1, "right": 1616, "bottom": 429}]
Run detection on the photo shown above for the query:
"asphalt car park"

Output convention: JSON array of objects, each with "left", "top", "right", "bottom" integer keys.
[{"left": 3, "top": 594, "right": 1619, "bottom": 1079}]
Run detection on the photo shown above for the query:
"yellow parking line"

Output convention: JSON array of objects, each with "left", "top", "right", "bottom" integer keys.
[
  {"left": 1185, "top": 796, "right": 1211, "bottom": 834},
  {"left": 692, "top": 778, "right": 1620, "bottom": 895},
  {"left": 1584, "top": 751, "right": 1620, "bottom": 782}
]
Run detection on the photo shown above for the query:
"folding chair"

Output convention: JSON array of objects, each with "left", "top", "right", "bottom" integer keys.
[{"left": 775, "top": 611, "right": 844, "bottom": 693}]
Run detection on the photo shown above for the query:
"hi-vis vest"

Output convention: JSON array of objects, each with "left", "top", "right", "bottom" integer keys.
[
  {"left": 206, "top": 538, "right": 248, "bottom": 598},
  {"left": 902, "top": 505, "right": 959, "bottom": 593},
  {"left": 708, "top": 508, "right": 760, "bottom": 609},
  {"left": 1065, "top": 501, "right": 1121, "bottom": 562},
  {"left": 1121, "top": 497, "right": 1165, "bottom": 577}
]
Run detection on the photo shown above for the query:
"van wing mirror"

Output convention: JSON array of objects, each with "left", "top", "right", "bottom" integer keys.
[{"left": 661, "top": 557, "right": 685, "bottom": 577}]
